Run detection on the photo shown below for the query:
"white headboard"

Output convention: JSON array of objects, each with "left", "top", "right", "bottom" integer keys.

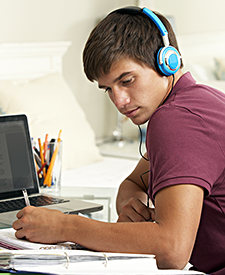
[
  {"left": 0, "top": 41, "right": 72, "bottom": 80},
  {"left": 0, "top": 40, "right": 101, "bottom": 170}
]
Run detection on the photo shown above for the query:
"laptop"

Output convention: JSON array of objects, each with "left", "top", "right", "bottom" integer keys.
[{"left": 0, "top": 114, "right": 103, "bottom": 225}]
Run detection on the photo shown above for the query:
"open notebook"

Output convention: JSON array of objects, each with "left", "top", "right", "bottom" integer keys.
[{"left": 0, "top": 114, "right": 102, "bottom": 225}]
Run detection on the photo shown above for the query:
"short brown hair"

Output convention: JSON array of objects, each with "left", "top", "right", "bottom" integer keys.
[{"left": 83, "top": 8, "right": 182, "bottom": 82}]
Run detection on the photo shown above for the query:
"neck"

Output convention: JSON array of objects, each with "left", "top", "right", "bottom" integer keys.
[
  {"left": 160, "top": 69, "right": 183, "bottom": 106},
  {"left": 168, "top": 69, "right": 183, "bottom": 92},
  {"left": 173, "top": 69, "right": 183, "bottom": 85}
]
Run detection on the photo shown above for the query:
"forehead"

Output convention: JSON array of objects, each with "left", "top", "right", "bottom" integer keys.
[{"left": 98, "top": 58, "right": 146, "bottom": 83}]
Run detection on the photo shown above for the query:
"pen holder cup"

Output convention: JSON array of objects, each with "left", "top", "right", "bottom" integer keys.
[{"left": 37, "top": 140, "right": 62, "bottom": 193}]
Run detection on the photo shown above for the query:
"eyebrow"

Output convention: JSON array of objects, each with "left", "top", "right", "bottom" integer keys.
[{"left": 98, "top": 71, "right": 132, "bottom": 89}]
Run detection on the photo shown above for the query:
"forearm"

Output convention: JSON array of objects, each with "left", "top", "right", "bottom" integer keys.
[
  {"left": 63, "top": 213, "right": 157, "bottom": 253},
  {"left": 62, "top": 213, "right": 189, "bottom": 269}
]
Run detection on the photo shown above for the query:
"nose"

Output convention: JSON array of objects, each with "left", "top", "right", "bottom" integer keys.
[{"left": 110, "top": 87, "right": 130, "bottom": 110}]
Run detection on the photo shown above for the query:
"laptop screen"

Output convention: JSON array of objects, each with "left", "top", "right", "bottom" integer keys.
[{"left": 0, "top": 114, "right": 39, "bottom": 200}]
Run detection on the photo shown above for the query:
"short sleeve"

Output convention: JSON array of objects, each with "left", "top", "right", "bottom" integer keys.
[{"left": 147, "top": 104, "right": 224, "bottom": 199}]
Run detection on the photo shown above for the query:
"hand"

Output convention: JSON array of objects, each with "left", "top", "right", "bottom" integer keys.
[
  {"left": 117, "top": 198, "right": 155, "bottom": 222},
  {"left": 12, "top": 206, "right": 66, "bottom": 244}
]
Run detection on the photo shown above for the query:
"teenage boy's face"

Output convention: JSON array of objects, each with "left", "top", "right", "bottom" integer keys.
[{"left": 97, "top": 58, "right": 171, "bottom": 125}]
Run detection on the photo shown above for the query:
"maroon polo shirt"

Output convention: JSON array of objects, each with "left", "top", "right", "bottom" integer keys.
[{"left": 147, "top": 72, "right": 225, "bottom": 274}]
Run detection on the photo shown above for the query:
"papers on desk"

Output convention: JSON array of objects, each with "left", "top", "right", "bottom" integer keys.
[
  {"left": 0, "top": 228, "right": 205, "bottom": 274},
  {"left": 0, "top": 228, "right": 86, "bottom": 250},
  {"left": 0, "top": 228, "right": 58, "bottom": 250},
  {"left": 0, "top": 250, "right": 205, "bottom": 275},
  {"left": 0, "top": 250, "right": 154, "bottom": 266}
]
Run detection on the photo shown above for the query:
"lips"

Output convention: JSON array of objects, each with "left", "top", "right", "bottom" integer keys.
[{"left": 123, "top": 107, "right": 139, "bottom": 118}]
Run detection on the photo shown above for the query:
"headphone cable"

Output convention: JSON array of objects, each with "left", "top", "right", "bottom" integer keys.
[
  {"left": 161, "top": 74, "right": 175, "bottom": 106},
  {"left": 138, "top": 125, "right": 149, "bottom": 161},
  {"left": 138, "top": 124, "right": 150, "bottom": 207},
  {"left": 137, "top": 74, "right": 175, "bottom": 208}
]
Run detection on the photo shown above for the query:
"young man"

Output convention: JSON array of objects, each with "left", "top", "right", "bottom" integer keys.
[{"left": 13, "top": 7, "right": 225, "bottom": 274}]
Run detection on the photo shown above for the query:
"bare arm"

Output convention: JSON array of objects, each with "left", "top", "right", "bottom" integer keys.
[
  {"left": 71, "top": 184, "right": 203, "bottom": 269},
  {"left": 116, "top": 153, "right": 153, "bottom": 222},
  {"left": 13, "top": 183, "right": 203, "bottom": 270}
]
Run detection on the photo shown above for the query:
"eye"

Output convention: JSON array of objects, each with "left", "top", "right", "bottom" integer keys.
[{"left": 122, "top": 77, "right": 133, "bottom": 85}]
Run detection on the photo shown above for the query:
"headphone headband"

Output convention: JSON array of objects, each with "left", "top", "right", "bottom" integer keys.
[
  {"left": 110, "top": 6, "right": 181, "bottom": 76},
  {"left": 110, "top": 6, "right": 142, "bottom": 15},
  {"left": 142, "top": 8, "right": 169, "bottom": 47}
]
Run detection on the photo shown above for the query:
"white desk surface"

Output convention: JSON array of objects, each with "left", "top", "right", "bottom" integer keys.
[
  {"left": 60, "top": 156, "right": 140, "bottom": 222},
  {"left": 61, "top": 156, "right": 139, "bottom": 189}
]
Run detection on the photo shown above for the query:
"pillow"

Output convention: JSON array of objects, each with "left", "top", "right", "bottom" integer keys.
[
  {"left": 183, "top": 62, "right": 217, "bottom": 82},
  {"left": 0, "top": 73, "right": 102, "bottom": 170},
  {"left": 214, "top": 58, "right": 225, "bottom": 80}
]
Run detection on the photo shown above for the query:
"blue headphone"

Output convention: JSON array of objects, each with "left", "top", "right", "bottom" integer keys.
[{"left": 111, "top": 6, "right": 181, "bottom": 76}]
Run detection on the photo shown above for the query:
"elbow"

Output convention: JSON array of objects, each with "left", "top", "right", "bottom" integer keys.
[
  {"left": 155, "top": 244, "right": 190, "bottom": 270},
  {"left": 156, "top": 253, "right": 189, "bottom": 270}
]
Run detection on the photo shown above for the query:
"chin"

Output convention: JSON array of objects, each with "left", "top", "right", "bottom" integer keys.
[{"left": 131, "top": 117, "right": 149, "bottom": 126}]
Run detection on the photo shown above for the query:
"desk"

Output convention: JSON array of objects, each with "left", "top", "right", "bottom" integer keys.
[
  {"left": 60, "top": 156, "right": 140, "bottom": 222},
  {"left": 0, "top": 221, "right": 11, "bottom": 229},
  {"left": 49, "top": 186, "right": 118, "bottom": 222}
]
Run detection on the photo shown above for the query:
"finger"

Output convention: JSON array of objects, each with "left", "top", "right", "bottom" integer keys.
[
  {"left": 131, "top": 199, "right": 151, "bottom": 221},
  {"left": 117, "top": 213, "right": 133, "bottom": 222},
  {"left": 16, "top": 208, "right": 25, "bottom": 219},
  {"left": 118, "top": 210, "right": 146, "bottom": 222},
  {"left": 147, "top": 207, "right": 156, "bottom": 222},
  {"left": 12, "top": 219, "right": 22, "bottom": 230},
  {"left": 17, "top": 206, "right": 35, "bottom": 219},
  {"left": 13, "top": 206, "right": 33, "bottom": 230},
  {"left": 121, "top": 203, "right": 147, "bottom": 222},
  {"left": 15, "top": 228, "right": 26, "bottom": 239}
]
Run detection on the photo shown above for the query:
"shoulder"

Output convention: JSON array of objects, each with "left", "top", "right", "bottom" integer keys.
[{"left": 147, "top": 103, "right": 202, "bottom": 147}]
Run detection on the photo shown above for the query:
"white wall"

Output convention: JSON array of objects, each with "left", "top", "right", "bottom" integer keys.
[
  {"left": 153, "top": 0, "right": 225, "bottom": 35},
  {"left": 0, "top": 0, "right": 137, "bottom": 139},
  {"left": 0, "top": 0, "right": 225, "bottom": 139}
]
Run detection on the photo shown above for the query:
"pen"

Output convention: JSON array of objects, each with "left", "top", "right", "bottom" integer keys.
[
  {"left": 43, "top": 133, "right": 49, "bottom": 161},
  {"left": 49, "top": 138, "right": 56, "bottom": 161},
  {"left": 33, "top": 149, "right": 42, "bottom": 167},
  {"left": 22, "top": 189, "right": 30, "bottom": 206}
]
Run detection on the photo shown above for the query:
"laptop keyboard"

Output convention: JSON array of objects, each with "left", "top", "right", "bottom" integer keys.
[{"left": 0, "top": 195, "right": 70, "bottom": 213}]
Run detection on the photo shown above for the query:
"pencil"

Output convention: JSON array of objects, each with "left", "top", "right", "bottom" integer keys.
[
  {"left": 43, "top": 130, "right": 62, "bottom": 187},
  {"left": 38, "top": 138, "right": 46, "bottom": 178}
]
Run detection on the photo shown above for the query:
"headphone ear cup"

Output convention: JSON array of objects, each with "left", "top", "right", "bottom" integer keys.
[{"left": 157, "top": 46, "right": 181, "bottom": 76}]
